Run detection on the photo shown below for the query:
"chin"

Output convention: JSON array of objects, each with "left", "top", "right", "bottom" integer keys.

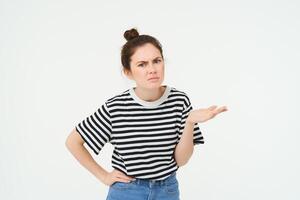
[{"left": 146, "top": 82, "right": 163, "bottom": 89}]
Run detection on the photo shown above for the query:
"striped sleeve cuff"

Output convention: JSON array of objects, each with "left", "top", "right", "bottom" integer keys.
[{"left": 75, "top": 103, "right": 112, "bottom": 155}]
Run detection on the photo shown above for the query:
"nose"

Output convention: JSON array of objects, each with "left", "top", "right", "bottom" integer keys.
[{"left": 148, "top": 63, "right": 157, "bottom": 74}]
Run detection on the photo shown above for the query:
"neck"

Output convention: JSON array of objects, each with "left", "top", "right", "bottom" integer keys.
[{"left": 134, "top": 85, "right": 166, "bottom": 102}]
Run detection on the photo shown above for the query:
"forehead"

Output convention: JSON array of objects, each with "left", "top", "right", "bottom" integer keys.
[{"left": 131, "top": 43, "right": 161, "bottom": 62}]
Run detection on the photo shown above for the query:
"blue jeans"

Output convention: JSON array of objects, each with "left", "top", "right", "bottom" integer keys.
[{"left": 106, "top": 172, "right": 180, "bottom": 200}]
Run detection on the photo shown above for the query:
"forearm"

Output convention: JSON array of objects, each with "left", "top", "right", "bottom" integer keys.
[
  {"left": 66, "top": 141, "right": 108, "bottom": 184},
  {"left": 174, "top": 121, "right": 195, "bottom": 167}
]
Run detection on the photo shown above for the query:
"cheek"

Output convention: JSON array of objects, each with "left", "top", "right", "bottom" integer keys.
[
  {"left": 137, "top": 71, "right": 148, "bottom": 79},
  {"left": 132, "top": 68, "right": 145, "bottom": 77},
  {"left": 159, "top": 65, "right": 165, "bottom": 73}
]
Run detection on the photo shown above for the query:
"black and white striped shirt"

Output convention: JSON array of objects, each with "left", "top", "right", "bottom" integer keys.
[{"left": 75, "top": 85, "right": 204, "bottom": 180}]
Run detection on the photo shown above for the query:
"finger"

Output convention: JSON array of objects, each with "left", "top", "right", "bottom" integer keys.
[
  {"left": 115, "top": 170, "right": 135, "bottom": 179},
  {"left": 115, "top": 176, "right": 133, "bottom": 183},
  {"left": 219, "top": 106, "right": 228, "bottom": 112},
  {"left": 216, "top": 106, "right": 228, "bottom": 114},
  {"left": 115, "top": 170, "right": 132, "bottom": 178},
  {"left": 116, "top": 177, "right": 136, "bottom": 182},
  {"left": 117, "top": 174, "right": 135, "bottom": 181},
  {"left": 208, "top": 105, "right": 217, "bottom": 110},
  {"left": 115, "top": 178, "right": 133, "bottom": 183}
]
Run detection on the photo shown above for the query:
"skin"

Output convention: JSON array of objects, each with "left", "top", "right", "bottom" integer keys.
[
  {"left": 65, "top": 42, "right": 228, "bottom": 187},
  {"left": 125, "top": 43, "right": 228, "bottom": 166},
  {"left": 124, "top": 43, "right": 166, "bottom": 102}
]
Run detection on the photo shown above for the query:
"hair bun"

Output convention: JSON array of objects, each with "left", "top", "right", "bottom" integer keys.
[{"left": 124, "top": 28, "right": 139, "bottom": 41}]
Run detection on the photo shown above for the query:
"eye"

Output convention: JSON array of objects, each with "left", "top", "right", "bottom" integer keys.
[
  {"left": 154, "top": 59, "right": 161, "bottom": 63},
  {"left": 138, "top": 63, "right": 145, "bottom": 67}
]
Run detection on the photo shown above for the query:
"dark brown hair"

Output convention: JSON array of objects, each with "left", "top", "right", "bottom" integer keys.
[{"left": 121, "top": 28, "right": 164, "bottom": 73}]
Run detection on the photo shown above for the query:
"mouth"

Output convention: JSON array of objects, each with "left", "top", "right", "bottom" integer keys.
[{"left": 148, "top": 77, "right": 159, "bottom": 81}]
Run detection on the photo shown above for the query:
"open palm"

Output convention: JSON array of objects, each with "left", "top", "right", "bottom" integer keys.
[{"left": 186, "top": 105, "right": 228, "bottom": 124}]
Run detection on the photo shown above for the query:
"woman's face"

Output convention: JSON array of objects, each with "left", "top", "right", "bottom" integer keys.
[{"left": 125, "top": 43, "right": 165, "bottom": 90}]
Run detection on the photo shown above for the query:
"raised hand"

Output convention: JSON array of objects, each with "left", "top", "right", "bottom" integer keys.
[{"left": 186, "top": 105, "right": 228, "bottom": 124}]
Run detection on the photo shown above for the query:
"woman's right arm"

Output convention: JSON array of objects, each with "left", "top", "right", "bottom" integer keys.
[{"left": 65, "top": 128, "right": 135, "bottom": 185}]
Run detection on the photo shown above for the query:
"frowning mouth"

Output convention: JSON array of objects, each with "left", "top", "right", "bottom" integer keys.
[{"left": 148, "top": 77, "right": 159, "bottom": 81}]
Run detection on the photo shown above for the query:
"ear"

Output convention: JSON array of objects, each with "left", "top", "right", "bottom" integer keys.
[{"left": 123, "top": 68, "right": 134, "bottom": 80}]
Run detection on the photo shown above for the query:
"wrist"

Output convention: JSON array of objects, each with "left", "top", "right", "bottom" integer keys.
[
  {"left": 96, "top": 168, "right": 109, "bottom": 183},
  {"left": 186, "top": 115, "right": 195, "bottom": 125}
]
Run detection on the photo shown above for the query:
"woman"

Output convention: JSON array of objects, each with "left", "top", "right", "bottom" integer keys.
[{"left": 65, "top": 28, "right": 228, "bottom": 200}]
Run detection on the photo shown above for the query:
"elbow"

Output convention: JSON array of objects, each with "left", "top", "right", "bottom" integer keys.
[
  {"left": 65, "top": 136, "right": 72, "bottom": 150},
  {"left": 176, "top": 159, "right": 190, "bottom": 167},
  {"left": 65, "top": 131, "right": 76, "bottom": 151},
  {"left": 65, "top": 128, "right": 84, "bottom": 150},
  {"left": 174, "top": 149, "right": 194, "bottom": 167}
]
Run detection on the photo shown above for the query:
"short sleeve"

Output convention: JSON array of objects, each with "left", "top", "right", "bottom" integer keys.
[
  {"left": 75, "top": 102, "right": 112, "bottom": 155},
  {"left": 178, "top": 95, "right": 205, "bottom": 145}
]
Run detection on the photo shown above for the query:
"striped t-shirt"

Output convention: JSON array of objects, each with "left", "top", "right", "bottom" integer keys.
[{"left": 75, "top": 85, "right": 204, "bottom": 180}]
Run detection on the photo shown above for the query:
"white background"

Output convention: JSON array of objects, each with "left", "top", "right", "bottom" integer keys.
[{"left": 1, "top": 0, "right": 299, "bottom": 199}]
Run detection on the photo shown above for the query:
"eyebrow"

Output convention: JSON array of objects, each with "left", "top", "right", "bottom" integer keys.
[{"left": 136, "top": 57, "right": 162, "bottom": 65}]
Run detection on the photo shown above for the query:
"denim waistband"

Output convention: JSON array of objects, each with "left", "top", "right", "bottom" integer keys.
[{"left": 132, "top": 171, "right": 177, "bottom": 187}]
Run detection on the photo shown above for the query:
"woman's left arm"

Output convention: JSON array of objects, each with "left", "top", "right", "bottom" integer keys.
[
  {"left": 174, "top": 105, "right": 228, "bottom": 167},
  {"left": 174, "top": 120, "right": 196, "bottom": 167}
]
